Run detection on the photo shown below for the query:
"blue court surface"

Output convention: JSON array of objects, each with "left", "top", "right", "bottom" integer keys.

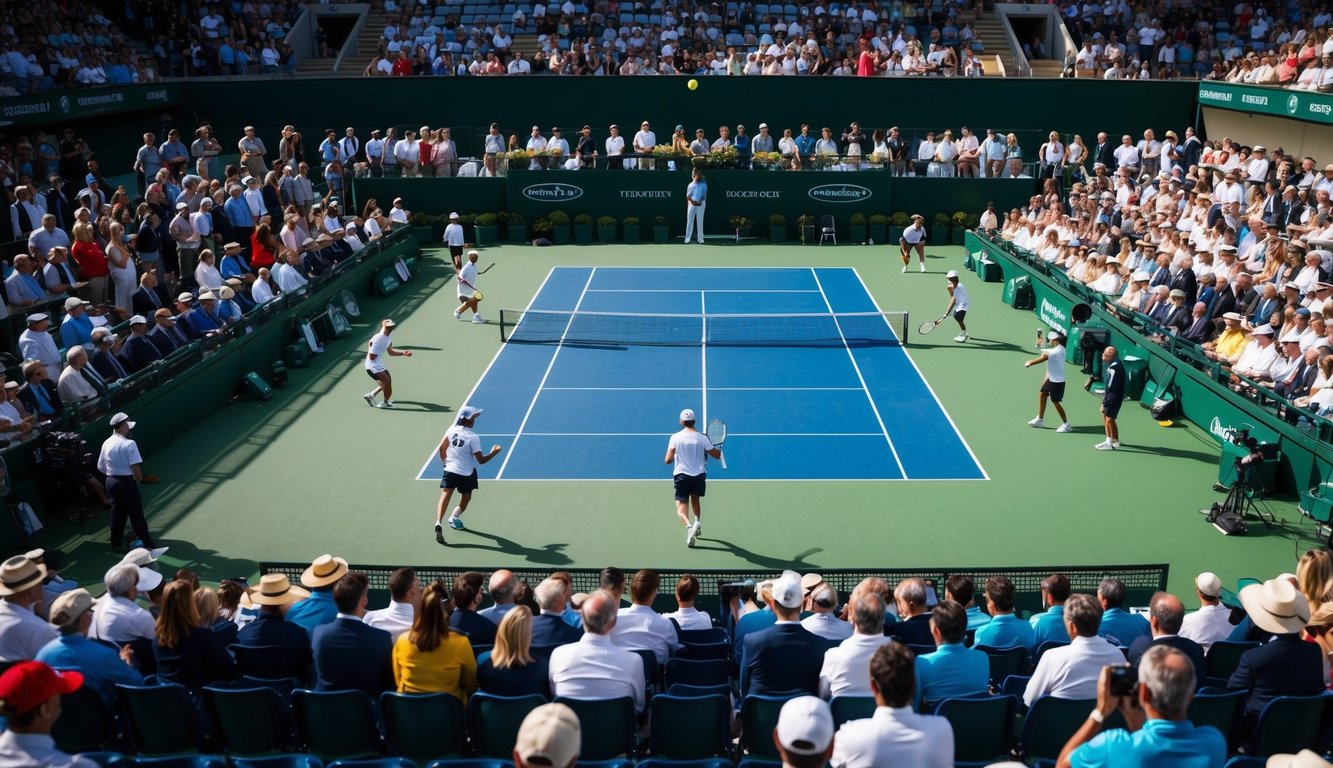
[{"left": 417, "top": 267, "right": 986, "bottom": 482}]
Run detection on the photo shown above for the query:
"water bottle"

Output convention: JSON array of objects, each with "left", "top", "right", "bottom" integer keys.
[
  {"left": 868, "top": 238, "right": 874, "bottom": 245},
  {"left": 1036, "top": 327, "right": 1044, "bottom": 348}
]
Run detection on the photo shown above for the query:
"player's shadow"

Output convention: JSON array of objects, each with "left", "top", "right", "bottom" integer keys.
[
  {"left": 442, "top": 527, "right": 573, "bottom": 566},
  {"left": 694, "top": 537, "right": 824, "bottom": 571},
  {"left": 383, "top": 400, "right": 453, "bottom": 413},
  {"left": 394, "top": 345, "right": 444, "bottom": 352},
  {"left": 948, "top": 336, "right": 1028, "bottom": 353}
]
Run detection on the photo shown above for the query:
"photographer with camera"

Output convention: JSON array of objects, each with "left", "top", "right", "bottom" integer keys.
[{"left": 1055, "top": 645, "right": 1226, "bottom": 768}]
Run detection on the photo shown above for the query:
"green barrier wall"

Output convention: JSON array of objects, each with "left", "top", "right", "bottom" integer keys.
[
  {"left": 349, "top": 177, "right": 507, "bottom": 220},
  {"left": 967, "top": 232, "right": 1333, "bottom": 495}
]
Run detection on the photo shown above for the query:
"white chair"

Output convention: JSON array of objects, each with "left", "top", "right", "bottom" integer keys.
[{"left": 819, "top": 215, "right": 836, "bottom": 245}]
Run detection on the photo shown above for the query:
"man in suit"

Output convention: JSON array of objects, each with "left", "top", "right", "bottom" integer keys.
[
  {"left": 742, "top": 570, "right": 827, "bottom": 697},
  {"left": 1180, "top": 302, "right": 1216, "bottom": 344},
  {"left": 89, "top": 329, "right": 130, "bottom": 383},
  {"left": 1161, "top": 290, "right": 1192, "bottom": 334},
  {"left": 1127, "top": 592, "right": 1206, "bottom": 682},
  {"left": 1227, "top": 578, "right": 1322, "bottom": 721},
  {"left": 891, "top": 578, "right": 935, "bottom": 646},
  {"left": 1093, "top": 132, "right": 1115, "bottom": 172},
  {"left": 1250, "top": 284, "right": 1282, "bottom": 328},
  {"left": 119, "top": 316, "right": 165, "bottom": 374},
  {"left": 532, "top": 577, "right": 583, "bottom": 648},
  {"left": 1168, "top": 256, "right": 1198, "bottom": 306},
  {"left": 1144, "top": 286, "right": 1173, "bottom": 324},
  {"left": 16, "top": 361, "right": 62, "bottom": 424},
  {"left": 1260, "top": 180, "right": 1281, "bottom": 227},
  {"left": 44, "top": 175, "right": 74, "bottom": 231},
  {"left": 131, "top": 273, "right": 169, "bottom": 318},
  {"left": 1230, "top": 273, "right": 1259, "bottom": 319},
  {"left": 236, "top": 573, "right": 312, "bottom": 680},
  {"left": 449, "top": 572, "right": 497, "bottom": 645},
  {"left": 478, "top": 570, "right": 518, "bottom": 625},
  {"left": 1146, "top": 253, "right": 1172, "bottom": 289},
  {"left": 311, "top": 571, "right": 394, "bottom": 696},
  {"left": 1277, "top": 346, "right": 1321, "bottom": 403},
  {"left": 1277, "top": 185, "right": 1305, "bottom": 236},
  {"left": 148, "top": 309, "right": 189, "bottom": 353}
]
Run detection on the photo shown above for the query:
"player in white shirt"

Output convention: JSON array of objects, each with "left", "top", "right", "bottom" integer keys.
[
  {"left": 900, "top": 214, "right": 928, "bottom": 273},
  {"left": 1024, "top": 330, "right": 1073, "bottom": 432},
  {"left": 944, "top": 270, "right": 970, "bottom": 343},
  {"left": 363, "top": 318, "right": 411, "bottom": 409},
  {"left": 453, "top": 250, "right": 485, "bottom": 324},
  {"left": 664, "top": 408, "right": 721, "bottom": 548},
  {"left": 435, "top": 404, "right": 502, "bottom": 542}
]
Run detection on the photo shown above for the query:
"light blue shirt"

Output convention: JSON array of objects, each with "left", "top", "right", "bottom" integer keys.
[
  {"left": 1099, "top": 607, "right": 1151, "bottom": 648},
  {"left": 687, "top": 178, "right": 707, "bottom": 203},
  {"left": 1031, "top": 605, "right": 1071, "bottom": 648},
  {"left": 286, "top": 588, "right": 337, "bottom": 635},
  {"left": 915, "top": 642, "right": 989, "bottom": 708},
  {"left": 36, "top": 633, "right": 143, "bottom": 704},
  {"left": 479, "top": 602, "right": 519, "bottom": 625},
  {"left": 59, "top": 313, "right": 94, "bottom": 349},
  {"left": 733, "top": 606, "right": 776, "bottom": 667},
  {"left": 973, "top": 613, "right": 1035, "bottom": 652},
  {"left": 965, "top": 605, "right": 991, "bottom": 631},
  {"left": 1069, "top": 718, "right": 1227, "bottom": 768}
]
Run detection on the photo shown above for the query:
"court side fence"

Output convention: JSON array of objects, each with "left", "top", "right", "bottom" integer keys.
[
  {"left": 259, "top": 561, "right": 1168, "bottom": 620},
  {"left": 497, "top": 308, "right": 913, "bottom": 347}
]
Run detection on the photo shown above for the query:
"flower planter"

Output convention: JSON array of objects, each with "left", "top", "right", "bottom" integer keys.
[
  {"left": 868, "top": 224, "right": 888, "bottom": 244},
  {"left": 418, "top": 226, "right": 439, "bottom": 245},
  {"left": 849, "top": 225, "right": 867, "bottom": 244},
  {"left": 770, "top": 226, "right": 786, "bottom": 243},
  {"left": 506, "top": 224, "right": 528, "bottom": 243},
  {"left": 573, "top": 224, "right": 594, "bottom": 244},
  {"left": 931, "top": 226, "right": 951, "bottom": 245},
  {"left": 475, "top": 225, "right": 501, "bottom": 247},
  {"left": 551, "top": 227, "right": 571, "bottom": 244},
  {"left": 951, "top": 228, "right": 967, "bottom": 245},
  {"left": 622, "top": 225, "right": 640, "bottom": 244},
  {"left": 597, "top": 224, "right": 617, "bottom": 243},
  {"left": 653, "top": 225, "right": 671, "bottom": 244}
]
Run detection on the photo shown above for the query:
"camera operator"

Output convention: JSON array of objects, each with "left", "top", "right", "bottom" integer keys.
[{"left": 1055, "top": 646, "right": 1226, "bottom": 768}]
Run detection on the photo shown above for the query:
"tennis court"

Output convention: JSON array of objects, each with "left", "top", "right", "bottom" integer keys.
[{"left": 417, "top": 266, "right": 984, "bottom": 482}]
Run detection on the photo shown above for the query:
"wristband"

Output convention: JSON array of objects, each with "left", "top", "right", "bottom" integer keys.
[{"left": 1088, "top": 709, "right": 1105, "bottom": 725}]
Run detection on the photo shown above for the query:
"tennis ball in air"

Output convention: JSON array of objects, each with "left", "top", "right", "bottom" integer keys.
[{"left": 687, "top": 78, "right": 699, "bottom": 90}]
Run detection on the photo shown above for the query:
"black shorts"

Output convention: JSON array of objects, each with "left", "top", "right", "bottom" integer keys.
[
  {"left": 366, "top": 368, "right": 388, "bottom": 381},
  {"left": 1041, "top": 380, "right": 1066, "bottom": 402},
  {"left": 953, "top": 309, "right": 967, "bottom": 322},
  {"left": 674, "top": 473, "right": 706, "bottom": 501},
  {"left": 1102, "top": 397, "right": 1124, "bottom": 419},
  {"left": 449, "top": 245, "right": 463, "bottom": 259},
  {"left": 442, "top": 470, "right": 479, "bottom": 493}
]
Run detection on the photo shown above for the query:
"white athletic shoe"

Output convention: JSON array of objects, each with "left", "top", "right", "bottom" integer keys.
[
  {"left": 453, "top": 310, "right": 462, "bottom": 320},
  {"left": 1056, "top": 423, "right": 1073, "bottom": 433},
  {"left": 953, "top": 334, "right": 968, "bottom": 343},
  {"left": 920, "top": 263, "right": 927, "bottom": 273},
  {"left": 363, "top": 393, "right": 376, "bottom": 407},
  {"left": 687, "top": 522, "right": 698, "bottom": 548},
  {"left": 694, "top": 520, "right": 702, "bottom": 538},
  {"left": 1112, "top": 440, "right": 1122, "bottom": 448},
  {"left": 1027, "top": 417, "right": 1044, "bottom": 428},
  {"left": 472, "top": 315, "right": 486, "bottom": 324},
  {"left": 902, "top": 265, "right": 908, "bottom": 273},
  {"left": 378, "top": 401, "right": 397, "bottom": 409},
  {"left": 1094, "top": 440, "right": 1116, "bottom": 451}
]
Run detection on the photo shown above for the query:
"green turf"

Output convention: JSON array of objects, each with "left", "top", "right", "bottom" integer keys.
[{"left": 44, "top": 242, "right": 1321, "bottom": 598}]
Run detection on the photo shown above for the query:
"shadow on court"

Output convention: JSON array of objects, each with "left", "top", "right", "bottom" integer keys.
[
  {"left": 442, "top": 527, "right": 573, "bottom": 566},
  {"left": 943, "top": 336, "right": 1029, "bottom": 353},
  {"left": 693, "top": 538, "right": 825, "bottom": 571},
  {"left": 382, "top": 400, "right": 453, "bottom": 413},
  {"left": 1113, "top": 444, "right": 1221, "bottom": 464}
]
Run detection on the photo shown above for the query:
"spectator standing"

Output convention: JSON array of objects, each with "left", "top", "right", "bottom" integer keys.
[
  {"left": 97, "top": 413, "right": 156, "bottom": 552},
  {"left": 238, "top": 126, "right": 268, "bottom": 179},
  {"left": 133, "top": 132, "right": 162, "bottom": 198}
]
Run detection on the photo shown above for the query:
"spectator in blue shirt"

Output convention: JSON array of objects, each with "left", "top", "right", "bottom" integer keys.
[
  {"left": 286, "top": 555, "right": 348, "bottom": 635},
  {"left": 944, "top": 575, "right": 990, "bottom": 632},
  {"left": 58, "top": 298, "right": 94, "bottom": 349},
  {"left": 1031, "top": 573, "right": 1073, "bottom": 648},
  {"left": 1098, "top": 578, "right": 1150, "bottom": 648},
  {"left": 1056, "top": 645, "right": 1226, "bottom": 768},
  {"left": 36, "top": 588, "right": 143, "bottom": 705},
  {"left": 915, "top": 600, "right": 989, "bottom": 709},
  {"left": 794, "top": 123, "right": 817, "bottom": 163},
  {"left": 973, "top": 575, "right": 1035, "bottom": 652}
]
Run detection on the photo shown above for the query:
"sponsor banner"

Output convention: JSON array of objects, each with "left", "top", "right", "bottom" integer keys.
[
  {"left": 1197, "top": 82, "right": 1333, "bottom": 125},
  {"left": 0, "top": 84, "right": 180, "bottom": 126}
]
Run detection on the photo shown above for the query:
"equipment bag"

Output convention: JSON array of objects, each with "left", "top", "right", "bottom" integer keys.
[{"left": 243, "top": 372, "right": 273, "bottom": 401}]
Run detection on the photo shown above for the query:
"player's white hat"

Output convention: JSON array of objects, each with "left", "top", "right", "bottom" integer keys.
[
  {"left": 680, "top": 408, "right": 696, "bottom": 422},
  {"left": 458, "top": 405, "right": 483, "bottom": 420},
  {"left": 946, "top": 269, "right": 959, "bottom": 279},
  {"left": 1047, "top": 330, "right": 1064, "bottom": 340}
]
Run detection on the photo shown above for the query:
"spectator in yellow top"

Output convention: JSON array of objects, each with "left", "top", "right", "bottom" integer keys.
[{"left": 391, "top": 579, "right": 478, "bottom": 701}]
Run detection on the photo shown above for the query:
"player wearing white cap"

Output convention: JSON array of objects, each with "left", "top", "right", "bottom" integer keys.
[
  {"left": 1024, "top": 330, "right": 1073, "bottom": 432},
  {"left": 363, "top": 319, "right": 411, "bottom": 409},
  {"left": 665, "top": 408, "right": 721, "bottom": 548},
  {"left": 97, "top": 413, "right": 155, "bottom": 552},
  {"left": 443, "top": 212, "right": 464, "bottom": 270},
  {"left": 944, "top": 270, "right": 970, "bottom": 342},
  {"left": 435, "top": 405, "right": 502, "bottom": 542}
]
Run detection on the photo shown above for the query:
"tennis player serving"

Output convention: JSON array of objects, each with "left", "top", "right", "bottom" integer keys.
[{"left": 665, "top": 408, "right": 722, "bottom": 549}]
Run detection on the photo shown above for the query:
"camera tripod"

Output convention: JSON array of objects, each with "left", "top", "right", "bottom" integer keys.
[{"left": 1210, "top": 473, "right": 1277, "bottom": 530}]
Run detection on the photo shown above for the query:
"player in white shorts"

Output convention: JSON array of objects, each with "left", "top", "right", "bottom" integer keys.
[
  {"left": 363, "top": 318, "right": 411, "bottom": 408},
  {"left": 1024, "top": 329, "right": 1073, "bottom": 432},
  {"left": 944, "top": 270, "right": 970, "bottom": 342}
]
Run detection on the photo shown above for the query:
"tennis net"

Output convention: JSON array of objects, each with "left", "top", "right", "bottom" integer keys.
[{"left": 498, "top": 309, "right": 910, "bottom": 346}]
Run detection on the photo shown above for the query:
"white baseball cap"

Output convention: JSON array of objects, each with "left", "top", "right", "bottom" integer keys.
[
  {"left": 775, "top": 696, "right": 835, "bottom": 756},
  {"left": 1047, "top": 330, "right": 1064, "bottom": 340},
  {"left": 771, "top": 570, "right": 803, "bottom": 609},
  {"left": 680, "top": 408, "right": 696, "bottom": 421},
  {"left": 109, "top": 412, "right": 135, "bottom": 429},
  {"left": 458, "top": 405, "right": 483, "bottom": 420},
  {"left": 1196, "top": 572, "right": 1222, "bottom": 598},
  {"left": 946, "top": 269, "right": 959, "bottom": 279}
]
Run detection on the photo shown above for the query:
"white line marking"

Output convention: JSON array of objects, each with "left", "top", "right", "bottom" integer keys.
[
  {"left": 414, "top": 266, "right": 558, "bottom": 481},
  {"left": 496, "top": 267, "right": 597, "bottom": 479},
  {"left": 700, "top": 289, "right": 708, "bottom": 423},
  {"left": 810, "top": 268, "right": 909, "bottom": 479},
  {"left": 851, "top": 267, "right": 990, "bottom": 480},
  {"left": 540, "top": 386, "right": 865, "bottom": 391},
  {"left": 584, "top": 289, "right": 822, "bottom": 293}
]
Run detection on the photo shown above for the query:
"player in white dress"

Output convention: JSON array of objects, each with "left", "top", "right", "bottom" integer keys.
[{"left": 363, "top": 318, "right": 411, "bottom": 408}]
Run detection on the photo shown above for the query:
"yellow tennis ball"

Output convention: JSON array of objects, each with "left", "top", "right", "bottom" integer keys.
[{"left": 687, "top": 78, "right": 699, "bottom": 90}]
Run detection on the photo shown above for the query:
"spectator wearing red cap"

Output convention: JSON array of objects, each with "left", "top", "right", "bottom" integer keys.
[{"left": 0, "top": 661, "right": 97, "bottom": 766}]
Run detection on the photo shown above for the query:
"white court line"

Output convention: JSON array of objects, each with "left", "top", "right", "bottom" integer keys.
[
  {"left": 811, "top": 268, "right": 909, "bottom": 479},
  {"left": 700, "top": 290, "right": 707, "bottom": 423},
  {"left": 413, "top": 266, "right": 558, "bottom": 482},
  {"left": 583, "top": 289, "right": 821, "bottom": 293},
  {"left": 852, "top": 268, "right": 991, "bottom": 481},
  {"left": 496, "top": 267, "right": 597, "bottom": 479},
  {"left": 541, "top": 386, "right": 865, "bottom": 391},
  {"left": 480, "top": 431, "right": 884, "bottom": 437}
]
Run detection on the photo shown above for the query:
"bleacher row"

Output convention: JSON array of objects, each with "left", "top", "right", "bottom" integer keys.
[{"left": 41, "top": 621, "right": 1332, "bottom": 768}]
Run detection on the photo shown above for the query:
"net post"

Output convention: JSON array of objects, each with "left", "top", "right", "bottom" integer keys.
[{"left": 903, "top": 311, "right": 909, "bottom": 344}]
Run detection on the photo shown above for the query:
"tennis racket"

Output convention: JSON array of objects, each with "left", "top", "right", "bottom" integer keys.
[
  {"left": 706, "top": 418, "right": 728, "bottom": 469},
  {"left": 917, "top": 315, "right": 948, "bottom": 335},
  {"left": 479, "top": 262, "right": 497, "bottom": 274}
]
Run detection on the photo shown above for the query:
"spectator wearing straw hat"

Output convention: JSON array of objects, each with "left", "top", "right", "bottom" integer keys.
[
  {"left": 0, "top": 661, "right": 98, "bottom": 767},
  {"left": 1227, "top": 578, "right": 1323, "bottom": 721},
  {"left": 235, "top": 573, "right": 312, "bottom": 680},
  {"left": 36, "top": 588, "right": 142, "bottom": 704},
  {"left": 286, "top": 554, "right": 350, "bottom": 635},
  {"left": 0, "top": 555, "right": 58, "bottom": 661},
  {"left": 97, "top": 412, "right": 156, "bottom": 553},
  {"left": 514, "top": 702, "right": 581, "bottom": 768},
  {"left": 1178, "top": 572, "right": 1236, "bottom": 653}
]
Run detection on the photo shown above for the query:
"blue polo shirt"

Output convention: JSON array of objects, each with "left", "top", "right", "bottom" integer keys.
[
  {"left": 1069, "top": 719, "right": 1226, "bottom": 768},
  {"left": 59, "top": 313, "right": 93, "bottom": 349},
  {"left": 286, "top": 588, "right": 337, "bottom": 635},
  {"left": 973, "top": 613, "right": 1035, "bottom": 652},
  {"left": 915, "top": 642, "right": 989, "bottom": 709},
  {"left": 965, "top": 605, "right": 992, "bottom": 631},
  {"left": 1031, "top": 605, "right": 1071, "bottom": 647},
  {"left": 36, "top": 633, "right": 143, "bottom": 704},
  {"left": 1100, "top": 608, "right": 1151, "bottom": 648},
  {"left": 734, "top": 606, "right": 776, "bottom": 666}
]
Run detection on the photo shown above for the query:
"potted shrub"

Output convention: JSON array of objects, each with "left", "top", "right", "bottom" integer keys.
[
  {"left": 549, "top": 210, "right": 571, "bottom": 244},
  {"left": 573, "top": 213, "right": 594, "bottom": 244},
  {"left": 888, "top": 212, "right": 911, "bottom": 243},
  {"left": 950, "top": 211, "right": 968, "bottom": 245},
  {"left": 729, "top": 215, "right": 752, "bottom": 241},
  {"left": 475, "top": 213, "right": 501, "bottom": 246},
  {"left": 596, "top": 215, "right": 617, "bottom": 243},
  {"left": 849, "top": 212, "right": 868, "bottom": 244},
  {"left": 622, "top": 216, "right": 640, "bottom": 243},
  {"left": 531, "top": 217, "right": 553, "bottom": 243},
  {"left": 798, "top": 214, "right": 816, "bottom": 244},
  {"left": 506, "top": 212, "right": 528, "bottom": 243},
  {"left": 868, "top": 214, "right": 889, "bottom": 245},
  {"left": 931, "top": 212, "right": 952, "bottom": 244},
  {"left": 409, "top": 211, "right": 441, "bottom": 244},
  {"left": 769, "top": 213, "right": 787, "bottom": 243},
  {"left": 653, "top": 215, "right": 671, "bottom": 244},
  {"left": 457, "top": 213, "right": 477, "bottom": 244}
]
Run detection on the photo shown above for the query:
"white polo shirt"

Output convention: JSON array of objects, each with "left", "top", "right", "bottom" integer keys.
[
  {"left": 668, "top": 428, "right": 713, "bottom": 477},
  {"left": 1177, "top": 603, "right": 1236, "bottom": 652},
  {"left": 443, "top": 423, "right": 482, "bottom": 475},
  {"left": 1045, "top": 343, "right": 1067, "bottom": 383},
  {"left": 365, "top": 332, "right": 391, "bottom": 373},
  {"left": 97, "top": 433, "right": 142, "bottom": 477}
]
